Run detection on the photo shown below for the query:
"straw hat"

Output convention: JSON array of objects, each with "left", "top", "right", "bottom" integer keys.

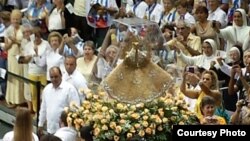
[{"left": 102, "top": 40, "right": 173, "bottom": 104}]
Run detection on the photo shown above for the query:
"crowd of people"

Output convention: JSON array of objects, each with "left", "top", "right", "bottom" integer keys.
[{"left": 0, "top": 0, "right": 250, "bottom": 140}]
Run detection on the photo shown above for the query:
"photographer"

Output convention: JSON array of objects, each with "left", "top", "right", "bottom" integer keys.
[
  {"left": 230, "top": 98, "right": 250, "bottom": 125},
  {"left": 200, "top": 96, "right": 226, "bottom": 125}
]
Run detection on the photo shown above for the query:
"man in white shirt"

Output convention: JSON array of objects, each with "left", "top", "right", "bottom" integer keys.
[
  {"left": 38, "top": 66, "right": 80, "bottom": 135},
  {"left": 54, "top": 111, "right": 77, "bottom": 141},
  {"left": 62, "top": 56, "right": 88, "bottom": 103},
  {"left": 207, "top": 0, "right": 228, "bottom": 28}
]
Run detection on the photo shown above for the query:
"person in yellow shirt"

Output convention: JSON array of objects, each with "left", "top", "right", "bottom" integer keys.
[{"left": 199, "top": 95, "right": 226, "bottom": 125}]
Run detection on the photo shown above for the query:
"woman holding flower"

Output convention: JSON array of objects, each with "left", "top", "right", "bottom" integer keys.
[{"left": 180, "top": 70, "right": 222, "bottom": 119}]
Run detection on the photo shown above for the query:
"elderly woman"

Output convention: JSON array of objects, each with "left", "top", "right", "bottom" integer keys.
[
  {"left": 176, "top": 38, "right": 219, "bottom": 70},
  {"left": 96, "top": 45, "right": 118, "bottom": 80},
  {"left": 46, "top": 32, "right": 65, "bottom": 81},
  {"left": 4, "top": 9, "right": 25, "bottom": 108},
  {"left": 180, "top": 70, "right": 222, "bottom": 119}
]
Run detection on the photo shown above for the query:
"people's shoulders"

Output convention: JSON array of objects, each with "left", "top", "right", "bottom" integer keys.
[
  {"left": 2, "top": 131, "right": 14, "bottom": 141},
  {"left": 54, "top": 127, "right": 77, "bottom": 141}
]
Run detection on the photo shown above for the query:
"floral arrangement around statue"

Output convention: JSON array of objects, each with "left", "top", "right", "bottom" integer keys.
[{"left": 65, "top": 89, "right": 198, "bottom": 141}]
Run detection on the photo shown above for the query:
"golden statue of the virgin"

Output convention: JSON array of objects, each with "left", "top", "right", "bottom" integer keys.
[{"left": 102, "top": 35, "right": 173, "bottom": 104}]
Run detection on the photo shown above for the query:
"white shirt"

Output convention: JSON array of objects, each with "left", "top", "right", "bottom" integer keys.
[
  {"left": 126, "top": 0, "right": 148, "bottom": 19},
  {"left": 23, "top": 40, "right": 49, "bottom": 75},
  {"left": 48, "top": 8, "right": 64, "bottom": 31},
  {"left": 145, "top": 3, "right": 164, "bottom": 24},
  {"left": 46, "top": 48, "right": 65, "bottom": 80},
  {"left": 54, "top": 127, "right": 77, "bottom": 141},
  {"left": 38, "top": 81, "right": 80, "bottom": 134},
  {"left": 3, "top": 131, "right": 39, "bottom": 141},
  {"left": 62, "top": 67, "right": 88, "bottom": 102},
  {"left": 208, "top": 7, "right": 228, "bottom": 28},
  {"left": 74, "top": 0, "right": 91, "bottom": 17}
]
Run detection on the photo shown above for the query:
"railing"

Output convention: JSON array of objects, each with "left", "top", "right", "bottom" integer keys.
[{"left": 7, "top": 71, "right": 45, "bottom": 131}]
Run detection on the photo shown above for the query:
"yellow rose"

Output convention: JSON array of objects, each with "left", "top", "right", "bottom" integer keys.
[
  {"left": 96, "top": 103, "right": 102, "bottom": 110},
  {"left": 72, "top": 113, "right": 77, "bottom": 118},
  {"left": 102, "top": 125, "right": 108, "bottom": 131},
  {"left": 171, "top": 106, "right": 178, "bottom": 111},
  {"left": 83, "top": 109, "right": 90, "bottom": 114},
  {"left": 106, "top": 114, "right": 111, "bottom": 121},
  {"left": 114, "top": 135, "right": 120, "bottom": 141},
  {"left": 127, "top": 111, "right": 134, "bottom": 116},
  {"left": 116, "top": 103, "right": 124, "bottom": 110},
  {"left": 150, "top": 115, "right": 158, "bottom": 120},
  {"left": 130, "top": 105, "right": 136, "bottom": 111},
  {"left": 182, "top": 115, "right": 188, "bottom": 120},
  {"left": 142, "top": 121, "right": 149, "bottom": 127},
  {"left": 93, "top": 94, "right": 99, "bottom": 99},
  {"left": 164, "top": 99, "right": 173, "bottom": 105},
  {"left": 119, "top": 119, "right": 126, "bottom": 124},
  {"left": 155, "top": 117, "right": 162, "bottom": 124},
  {"left": 82, "top": 101, "right": 91, "bottom": 109},
  {"left": 136, "top": 103, "right": 144, "bottom": 108},
  {"left": 109, "top": 109, "right": 115, "bottom": 114},
  {"left": 144, "top": 108, "right": 149, "bottom": 114},
  {"left": 130, "top": 127, "right": 136, "bottom": 133},
  {"left": 134, "top": 123, "right": 141, "bottom": 129},
  {"left": 159, "top": 97, "right": 166, "bottom": 102},
  {"left": 138, "top": 130, "right": 145, "bottom": 137},
  {"left": 120, "top": 113, "right": 127, "bottom": 119},
  {"left": 127, "top": 133, "right": 133, "bottom": 138},
  {"left": 179, "top": 121, "right": 185, "bottom": 125},
  {"left": 162, "top": 117, "right": 168, "bottom": 123},
  {"left": 157, "top": 125, "right": 163, "bottom": 131},
  {"left": 93, "top": 127, "right": 101, "bottom": 136},
  {"left": 171, "top": 116, "right": 176, "bottom": 121},
  {"left": 131, "top": 113, "right": 140, "bottom": 119},
  {"left": 85, "top": 93, "right": 93, "bottom": 99},
  {"left": 145, "top": 127, "right": 152, "bottom": 135},
  {"left": 142, "top": 115, "right": 149, "bottom": 120},
  {"left": 178, "top": 94, "right": 184, "bottom": 100},
  {"left": 109, "top": 122, "right": 116, "bottom": 129},
  {"left": 101, "top": 106, "right": 108, "bottom": 112},
  {"left": 99, "top": 91, "right": 106, "bottom": 97},
  {"left": 149, "top": 123, "right": 156, "bottom": 129},
  {"left": 101, "top": 119, "right": 107, "bottom": 124},
  {"left": 115, "top": 126, "right": 122, "bottom": 134}
]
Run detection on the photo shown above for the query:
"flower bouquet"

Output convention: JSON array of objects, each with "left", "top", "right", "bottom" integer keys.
[{"left": 65, "top": 89, "right": 198, "bottom": 141}]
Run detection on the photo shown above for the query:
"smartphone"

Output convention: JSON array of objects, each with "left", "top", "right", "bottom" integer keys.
[{"left": 187, "top": 66, "right": 195, "bottom": 73}]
